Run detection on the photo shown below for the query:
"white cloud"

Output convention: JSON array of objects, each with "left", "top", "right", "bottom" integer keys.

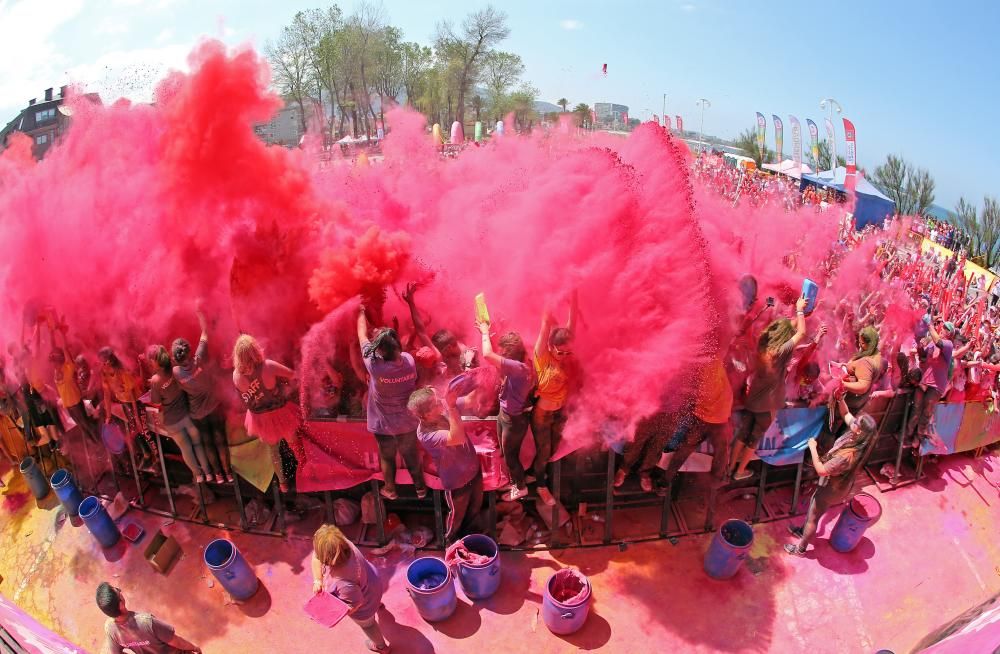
[
  {"left": 0, "top": 0, "right": 84, "bottom": 115},
  {"left": 559, "top": 19, "right": 584, "bottom": 31},
  {"left": 155, "top": 27, "right": 174, "bottom": 44},
  {"left": 96, "top": 17, "right": 129, "bottom": 35}
]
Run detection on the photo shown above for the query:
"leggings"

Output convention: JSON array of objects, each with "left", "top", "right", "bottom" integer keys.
[
  {"left": 193, "top": 409, "right": 231, "bottom": 475},
  {"left": 799, "top": 487, "right": 847, "bottom": 549},
  {"left": 499, "top": 409, "right": 530, "bottom": 487},
  {"left": 163, "top": 417, "right": 208, "bottom": 479},
  {"left": 66, "top": 402, "right": 100, "bottom": 443},
  {"left": 662, "top": 417, "right": 730, "bottom": 486},
  {"left": 374, "top": 431, "right": 426, "bottom": 494},
  {"left": 530, "top": 406, "right": 567, "bottom": 482}
]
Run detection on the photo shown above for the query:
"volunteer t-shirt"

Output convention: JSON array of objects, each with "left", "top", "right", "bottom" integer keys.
[
  {"left": 417, "top": 423, "right": 479, "bottom": 490},
  {"left": 54, "top": 360, "right": 82, "bottom": 408},
  {"left": 364, "top": 352, "right": 419, "bottom": 435},
  {"left": 104, "top": 612, "right": 180, "bottom": 654},
  {"left": 499, "top": 358, "right": 533, "bottom": 416}
]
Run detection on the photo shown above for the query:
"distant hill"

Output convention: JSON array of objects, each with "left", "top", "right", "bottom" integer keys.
[
  {"left": 927, "top": 203, "right": 955, "bottom": 223},
  {"left": 535, "top": 101, "right": 563, "bottom": 115}
]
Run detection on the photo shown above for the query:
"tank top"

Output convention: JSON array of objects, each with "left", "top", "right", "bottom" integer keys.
[{"left": 239, "top": 363, "right": 287, "bottom": 414}]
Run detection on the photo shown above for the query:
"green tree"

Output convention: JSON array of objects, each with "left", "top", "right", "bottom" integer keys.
[
  {"left": 372, "top": 25, "right": 404, "bottom": 125},
  {"left": 482, "top": 50, "right": 524, "bottom": 120},
  {"left": 872, "top": 154, "right": 936, "bottom": 216},
  {"left": 434, "top": 6, "right": 510, "bottom": 127},
  {"left": 572, "top": 102, "right": 591, "bottom": 127},
  {"left": 815, "top": 141, "right": 846, "bottom": 171},
  {"left": 400, "top": 41, "right": 432, "bottom": 108},
  {"left": 734, "top": 126, "right": 772, "bottom": 167},
  {"left": 509, "top": 83, "right": 537, "bottom": 130},
  {"left": 265, "top": 19, "right": 313, "bottom": 134},
  {"left": 955, "top": 196, "right": 1000, "bottom": 269},
  {"left": 557, "top": 97, "right": 568, "bottom": 112},
  {"left": 471, "top": 95, "right": 484, "bottom": 122}
]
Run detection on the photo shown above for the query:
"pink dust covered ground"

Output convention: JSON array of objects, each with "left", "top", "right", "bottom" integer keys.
[{"left": 3, "top": 453, "right": 1000, "bottom": 653}]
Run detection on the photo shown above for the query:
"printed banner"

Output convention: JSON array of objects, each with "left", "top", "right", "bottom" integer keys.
[
  {"left": 843, "top": 117, "right": 857, "bottom": 174},
  {"left": 772, "top": 114, "right": 784, "bottom": 164},
  {"left": 755, "top": 112, "right": 766, "bottom": 161},
  {"left": 824, "top": 117, "right": 835, "bottom": 168},
  {"left": 755, "top": 406, "right": 828, "bottom": 466},
  {"left": 921, "top": 402, "right": 1000, "bottom": 456},
  {"left": 807, "top": 118, "right": 820, "bottom": 170},
  {"left": 652, "top": 114, "right": 660, "bottom": 125},
  {"left": 789, "top": 115, "right": 802, "bottom": 172},
  {"left": 296, "top": 419, "right": 577, "bottom": 492},
  {"left": 622, "top": 111, "right": 629, "bottom": 125},
  {"left": 0, "top": 592, "right": 89, "bottom": 653},
  {"left": 676, "top": 115, "right": 684, "bottom": 133},
  {"left": 665, "top": 115, "right": 672, "bottom": 130}
]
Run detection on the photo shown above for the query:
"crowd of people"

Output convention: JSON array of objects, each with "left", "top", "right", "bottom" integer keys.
[
  {"left": 692, "top": 152, "right": 847, "bottom": 210},
  {"left": 1, "top": 157, "right": 998, "bottom": 582}
]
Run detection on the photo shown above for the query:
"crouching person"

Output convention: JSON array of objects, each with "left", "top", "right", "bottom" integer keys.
[{"left": 408, "top": 385, "right": 484, "bottom": 542}]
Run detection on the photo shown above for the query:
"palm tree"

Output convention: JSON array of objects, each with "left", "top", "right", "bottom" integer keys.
[
  {"left": 557, "top": 97, "right": 569, "bottom": 113},
  {"left": 572, "top": 102, "right": 590, "bottom": 127}
]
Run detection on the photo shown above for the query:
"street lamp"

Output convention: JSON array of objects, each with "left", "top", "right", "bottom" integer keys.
[
  {"left": 819, "top": 97, "right": 842, "bottom": 173},
  {"left": 696, "top": 98, "right": 711, "bottom": 153}
]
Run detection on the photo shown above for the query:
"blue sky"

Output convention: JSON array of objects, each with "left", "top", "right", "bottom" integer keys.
[{"left": 2, "top": 0, "right": 998, "bottom": 208}]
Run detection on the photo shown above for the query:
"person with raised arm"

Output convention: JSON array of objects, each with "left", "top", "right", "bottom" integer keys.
[
  {"left": 531, "top": 292, "right": 579, "bottom": 506},
  {"left": 476, "top": 316, "right": 534, "bottom": 501},
  {"left": 357, "top": 305, "right": 425, "bottom": 500},
  {"left": 730, "top": 296, "right": 809, "bottom": 481},
  {"left": 409, "top": 385, "right": 484, "bottom": 540},
  {"left": 145, "top": 344, "right": 209, "bottom": 484},
  {"left": 46, "top": 315, "right": 99, "bottom": 444},
  {"left": 172, "top": 308, "right": 232, "bottom": 483}
]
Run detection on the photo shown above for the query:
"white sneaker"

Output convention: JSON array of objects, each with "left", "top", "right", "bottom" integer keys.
[{"left": 506, "top": 485, "right": 529, "bottom": 501}]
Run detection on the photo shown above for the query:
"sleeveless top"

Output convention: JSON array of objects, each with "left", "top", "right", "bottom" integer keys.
[{"left": 239, "top": 363, "right": 287, "bottom": 414}]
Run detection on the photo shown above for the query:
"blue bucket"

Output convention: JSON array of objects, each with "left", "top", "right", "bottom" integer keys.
[
  {"left": 542, "top": 569, "right": 592, "bottom": 635},
  {"left": 204, "top": 539, "right": 259, "bottom": 601},
  {"left": 456, "top": 534, "right": 501, "bottom": 600},
  {"left": 19, "top": 456, "right": 50, "bottom": 500},
  {"left": 79, "top": 496, "right": 121, "bottom": 548},
  {"left": 831, "top": 493, "right": 882, "bottom": 553},
  {"left": 50, "top": 469, "right": 83, "bottom": 517},
  {"left": 704, "top": 519, "right": 753, "bottom": 580},
  {"left": 405, "top": 557, "right": 456, "bottom": 622}
]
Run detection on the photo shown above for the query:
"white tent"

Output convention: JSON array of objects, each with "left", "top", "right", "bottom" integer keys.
[{"left": 762, "top": 159, "right": 814, "bottom": 179}]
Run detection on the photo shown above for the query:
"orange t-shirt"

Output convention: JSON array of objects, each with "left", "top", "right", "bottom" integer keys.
[
  {"left": 693, "top": 357, "right": 733, "bottom": 425},
  {"left": 54, "top": 360, "right": 82, "bottom": 407}
]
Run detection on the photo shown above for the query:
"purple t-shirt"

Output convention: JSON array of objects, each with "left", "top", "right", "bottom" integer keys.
[
  {"left": 417, "top": 423, "right": 479, "bottom": 489},
  {"left": 499, "top": 358, "right": 533, "bottom": 416},
  {"left": 326, "top": 543, "right": 383, "bottom": 621},
  {"left": 921, "top": 339, "right": 954, "bottom": 392},
  {"left": 364, "top": 351, "right": 419, "bottom": 435}
]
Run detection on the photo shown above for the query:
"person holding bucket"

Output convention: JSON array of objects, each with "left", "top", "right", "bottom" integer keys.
[
  {"left": 408, "top": 385, "right": 484, "bottom": 542},
  {"left": 311, "top": 524, "right": 391, "bottom": 653},
  {"left": 785, "top": 394, "right": 877, "bottom": 556}
]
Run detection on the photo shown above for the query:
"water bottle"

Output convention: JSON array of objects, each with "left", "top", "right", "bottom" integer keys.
[{"left": 801, "top": 278, "right": 819, "bottom": 315}]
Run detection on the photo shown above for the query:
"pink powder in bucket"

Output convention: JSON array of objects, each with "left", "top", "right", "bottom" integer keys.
[
  {"left": 851, "top": 493, "right": 881, "bottom": 521},
  {"left": 549, "top": 569, "right": 590, "bottom": 605}
]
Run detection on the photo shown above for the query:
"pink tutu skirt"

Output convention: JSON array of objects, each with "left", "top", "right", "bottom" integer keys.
[{"left": 245, "top": 402, "right": 300, "bottom": 446}]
